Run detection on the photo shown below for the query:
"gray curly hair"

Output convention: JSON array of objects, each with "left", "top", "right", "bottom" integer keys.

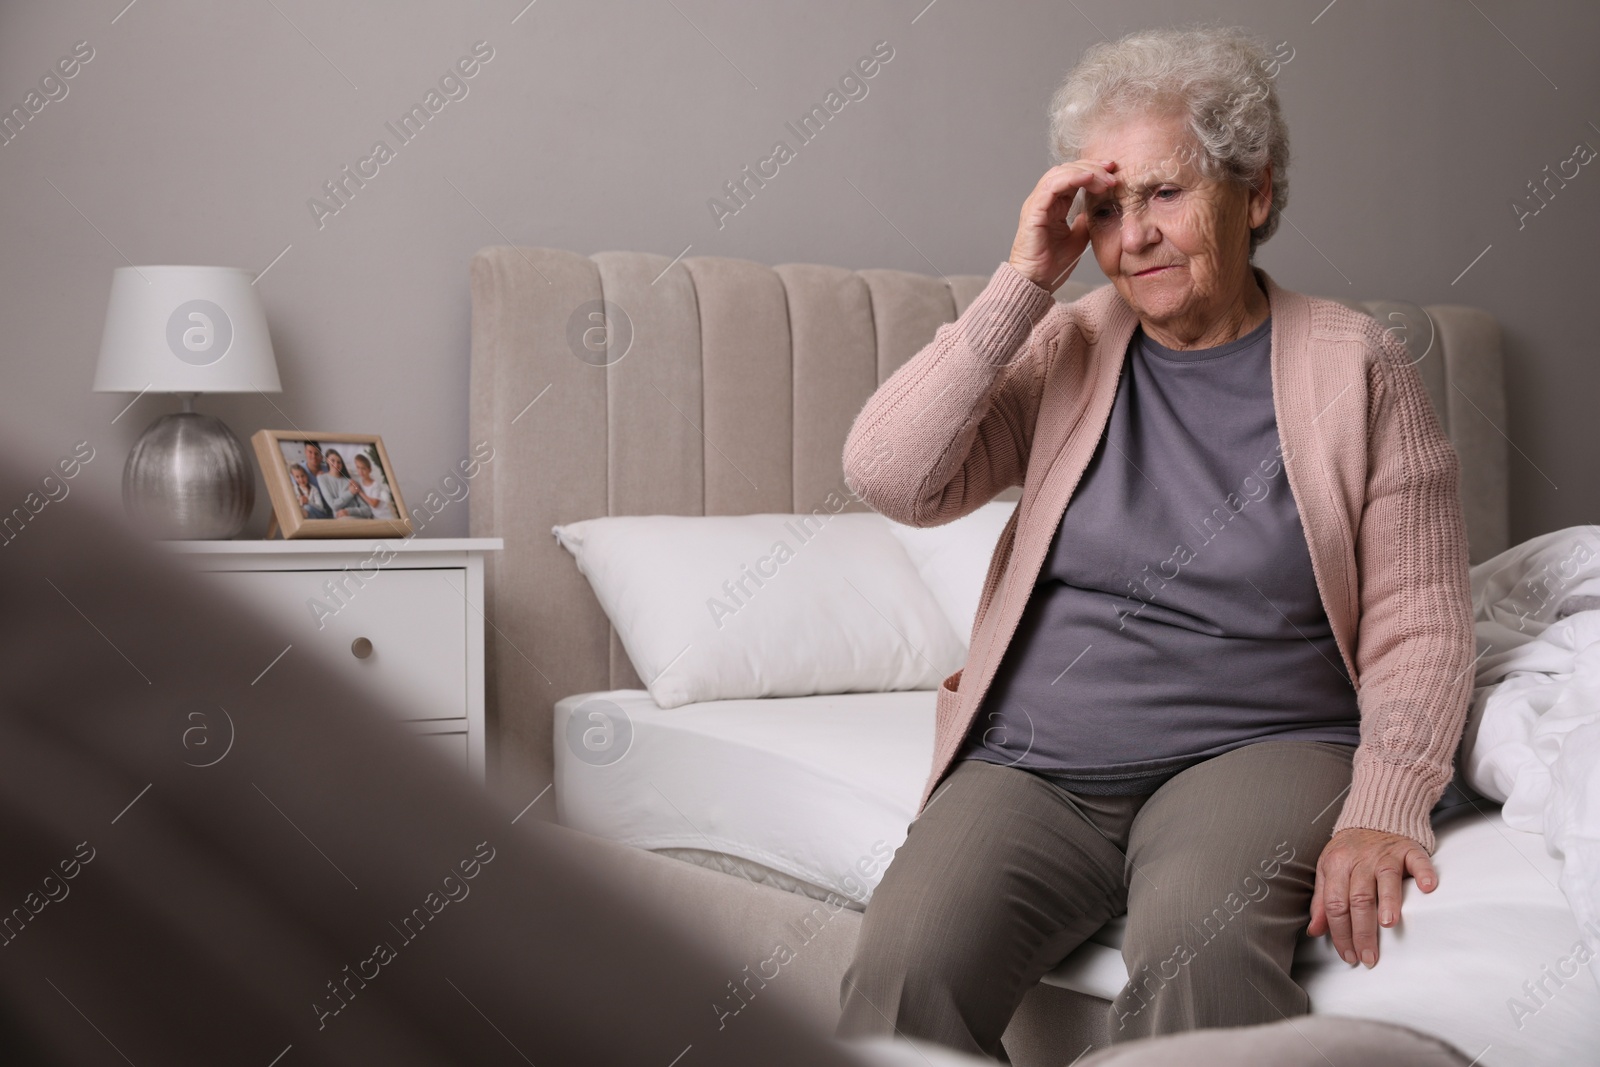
[{"left": 1047, "top": 24, "right": 1291, "bottom": 257}]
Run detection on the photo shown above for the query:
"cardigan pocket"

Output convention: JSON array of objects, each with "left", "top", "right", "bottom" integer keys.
[{"left": 935, "top": 667, "right": 964, "bottom": 733}]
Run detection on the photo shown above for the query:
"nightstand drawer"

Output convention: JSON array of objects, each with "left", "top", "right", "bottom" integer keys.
[
  {"left": 201, "top": 567, "right": 469, "bottom": 721},
  {"left": 410, "top": 722, "right": 469, "bottom": 769}
]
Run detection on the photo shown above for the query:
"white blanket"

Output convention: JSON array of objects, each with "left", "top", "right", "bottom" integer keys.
[{"left": 1462, "top": 525, "right": 1600, "bottom": 987}]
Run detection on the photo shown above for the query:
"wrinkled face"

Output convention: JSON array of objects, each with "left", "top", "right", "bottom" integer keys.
[{"left": 1079, "top": 111, "right": 1269, "bottom": 337}]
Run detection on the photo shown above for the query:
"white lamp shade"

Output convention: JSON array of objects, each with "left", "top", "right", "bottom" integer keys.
[{"left": 93, "top": 265, "right": 281, "bottom": 394}]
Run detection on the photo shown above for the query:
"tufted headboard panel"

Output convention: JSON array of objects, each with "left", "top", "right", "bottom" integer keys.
[{"left": 468, "top": 247, "right": 1509, "bottom": 805}]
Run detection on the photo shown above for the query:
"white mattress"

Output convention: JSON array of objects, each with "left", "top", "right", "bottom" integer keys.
[
  {"left": 553, "top": 688, "right": 1599, "bottom": 1063},
  {"left": 554, "top": 688, "right": 934, "bottom": 906}
]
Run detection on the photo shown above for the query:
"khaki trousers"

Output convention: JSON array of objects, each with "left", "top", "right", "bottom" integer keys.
[{"left": 837, "top": 740, "right": 1356, "bottom": 1060}]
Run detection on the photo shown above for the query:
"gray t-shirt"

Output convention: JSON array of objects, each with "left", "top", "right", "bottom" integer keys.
[{"left": 959, "top": 314, "right": 1360, "bottom": 794}]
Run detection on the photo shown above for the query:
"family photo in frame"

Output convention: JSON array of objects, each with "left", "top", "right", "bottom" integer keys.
[{"left": 252, "top": 430, "right": 411, "bottom": 540}]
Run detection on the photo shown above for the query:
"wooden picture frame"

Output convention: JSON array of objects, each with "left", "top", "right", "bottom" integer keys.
[{"left": 252, "top": 430, "right": 413, "bottom": 540}]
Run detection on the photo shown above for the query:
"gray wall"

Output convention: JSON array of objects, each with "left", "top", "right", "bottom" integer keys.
[{"left": 1, "top": 0, "right": 1594, "bottom": 544}]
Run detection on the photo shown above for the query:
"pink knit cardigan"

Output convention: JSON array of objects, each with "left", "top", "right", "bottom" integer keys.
[{"left": 842, "top": 261, "right": 1476, "bottom": 853}]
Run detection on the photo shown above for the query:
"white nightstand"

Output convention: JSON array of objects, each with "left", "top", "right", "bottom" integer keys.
[{"left": 163, "top": 538, "right": 503, "bottom": 782}]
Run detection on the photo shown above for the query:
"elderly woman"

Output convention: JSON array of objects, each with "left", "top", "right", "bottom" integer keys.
[{"left": 835, "top": 24, "right": 1475, "bottom": 1058}]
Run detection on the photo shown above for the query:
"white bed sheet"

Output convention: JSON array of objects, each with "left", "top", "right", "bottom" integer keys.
[
  {"left": 1459, "top": 526, "right": 1600, "bottom": 994},
  {"left": 1285, "top": 803, "right": 1599, "bottom": 1064},
  {"left": 553, "top": 688, "right": 1599, "bottom": 1063}
]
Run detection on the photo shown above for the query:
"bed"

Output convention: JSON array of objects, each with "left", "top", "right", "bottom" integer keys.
[
  {"left": 551, "top": 686, "right": 1597, "bottom": 1063},
  {"left": 467, "top": 245, "right": 1595, "bottom": 1063}
]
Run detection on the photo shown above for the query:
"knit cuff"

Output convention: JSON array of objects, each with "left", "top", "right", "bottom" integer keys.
[
  {"left": 949, "top": 262, "right": 1059, "bottom": 367},
  {"left": 1331, "top": 756, "right": 1443, "bottom": 854}
]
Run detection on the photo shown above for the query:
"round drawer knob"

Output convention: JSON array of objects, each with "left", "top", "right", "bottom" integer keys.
[{"left": 351, "top": 637, "right": 374, "bottom": 659}]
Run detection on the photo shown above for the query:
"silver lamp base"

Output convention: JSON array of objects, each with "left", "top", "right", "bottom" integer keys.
[{"left": 123, "top": 408, "right": 255, "bottom": 540}]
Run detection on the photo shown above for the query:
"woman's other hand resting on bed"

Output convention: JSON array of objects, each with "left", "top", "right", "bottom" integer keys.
[
  {"left": 1308, "top": 827, "right": 1438, "bottom": 969},
  {"left": 1007, "top": 158, "right": 1120, "bottom": 293}
]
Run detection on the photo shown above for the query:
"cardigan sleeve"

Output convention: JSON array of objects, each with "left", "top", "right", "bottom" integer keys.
[
  {"left": 1331, "top": 328, "right": 1477, "bottom": 854},
  {"left": 842, "top": 261, "right": 1060, "bottom": 527}
]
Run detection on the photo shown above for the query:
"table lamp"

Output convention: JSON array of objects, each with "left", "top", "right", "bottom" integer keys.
[{"left": 93, "top": 265, "right": 282, "bottom": 539}]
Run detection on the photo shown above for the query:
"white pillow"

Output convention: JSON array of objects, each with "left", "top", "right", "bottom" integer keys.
[
  {"left": 884, "top": 499, "right": 1018, "bottom": 646},
  {"left": 551, "top": 512, "right": 965, "bottom": 708}
]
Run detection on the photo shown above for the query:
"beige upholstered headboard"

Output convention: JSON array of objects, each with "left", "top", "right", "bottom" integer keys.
[{"left": 468, "top": 246, "right": 1509, "bottom": 806}]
